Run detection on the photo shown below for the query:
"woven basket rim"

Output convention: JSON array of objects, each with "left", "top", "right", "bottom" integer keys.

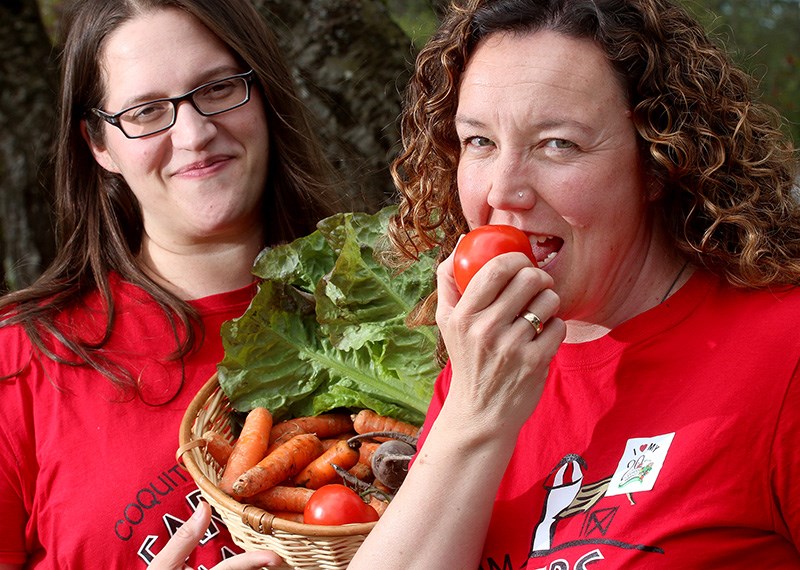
[{"left": 178, "top": 373, "right": 377, "bottom": 538}]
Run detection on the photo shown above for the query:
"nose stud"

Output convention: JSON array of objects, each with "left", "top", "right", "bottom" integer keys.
[{"left": 517, "top": 191, "right": 524, "bottom": 198}]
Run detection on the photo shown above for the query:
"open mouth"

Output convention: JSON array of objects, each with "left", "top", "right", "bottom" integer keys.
[{"left": 531, "top": 235, "right": 563, "bottom": 268}]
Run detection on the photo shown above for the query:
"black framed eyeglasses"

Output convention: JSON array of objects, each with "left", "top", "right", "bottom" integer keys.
[{"left": 91, "top": 70, "right": 255, "bottom": 139}]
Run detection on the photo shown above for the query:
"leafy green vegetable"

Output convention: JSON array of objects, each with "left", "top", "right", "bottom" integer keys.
[{"left": 217, "top": 207, "right": 439, "bottom": 425}]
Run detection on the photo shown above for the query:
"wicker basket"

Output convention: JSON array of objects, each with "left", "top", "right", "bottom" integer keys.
[{"left": 177, "top": 374, "right": 376, "bottom": 570}]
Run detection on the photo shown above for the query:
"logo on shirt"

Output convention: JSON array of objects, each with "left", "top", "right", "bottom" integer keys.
[
  {"left": 528, "top": 433, "right": 675, "bottom": 565},
  {"left": 606, "top": 433, "right": 674, "bottom": 497}
]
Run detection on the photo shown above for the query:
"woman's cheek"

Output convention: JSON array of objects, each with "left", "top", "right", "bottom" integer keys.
[{"left": 456, "top": 168, "right": 488, "bottom": 228}]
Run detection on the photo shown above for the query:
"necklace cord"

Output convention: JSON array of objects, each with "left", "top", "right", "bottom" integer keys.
[{"left": 660, "top": 261, "right": 690, "bottom": 304}]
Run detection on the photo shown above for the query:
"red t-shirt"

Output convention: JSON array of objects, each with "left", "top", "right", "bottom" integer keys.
[
  {"left": 418, "top": 270, "right": 800, "bottom": 569},
  {"left": 0, "top": 275, "right": 256, "bottom": 568}
]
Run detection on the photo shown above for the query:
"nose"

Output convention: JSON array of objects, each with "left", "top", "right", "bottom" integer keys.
[
  {"left": 486, "top": 152, "right": 537, "bottom": 212},
  {"left": 169, "top": 99, "right": 217, "bottom": 150}
]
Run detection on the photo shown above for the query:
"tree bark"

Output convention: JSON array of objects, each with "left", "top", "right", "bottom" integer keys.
[
  {"left": 256, "top": 0, "right": 414, "bottom": 210},
  {"left": 0, "top": 0, "right": 57, "bottom": 290}
]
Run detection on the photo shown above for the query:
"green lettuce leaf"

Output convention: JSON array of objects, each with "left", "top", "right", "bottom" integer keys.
[{"left": 217, "top": 207, "right": 439, "bottom": 425}]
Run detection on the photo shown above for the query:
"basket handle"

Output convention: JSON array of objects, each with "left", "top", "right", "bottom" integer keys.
[
  {"left": 241, "top": 504, "right": 277, "bottom": 534},
  {"left": 175, "top": 438, "right": 206, "bottom": 466}
]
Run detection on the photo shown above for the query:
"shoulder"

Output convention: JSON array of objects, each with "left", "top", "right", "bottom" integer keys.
[
  {"left": 0, "top": 318, "right": 29, "bottom": 341},
  {"left": 0, "top": 324, "right": 36, "bottom": 449},
  {"left": 722, "top": 280, "right": 800, "bottom": 318},
  {"left": 694, "top": 278, "right": 800, "bottom": 382},
  {"left": 697, "top": 271, "right": 800, "bottom": 316},
  {"left": 0, "top": 321, "right": 34, "bottom": 378},
  {"left": 704, "top": 278, "right": 800, "bottom": 347}
]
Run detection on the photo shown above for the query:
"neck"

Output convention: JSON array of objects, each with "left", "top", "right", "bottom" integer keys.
[
  {"left": 562, "top": 210, "right": 694, "bottom": 344},
  {"left": 138, "top": 230, "right": 264, "bottom": 301},
  {"left": 564, "top": 257, "right": 693, "bottom": 343}
]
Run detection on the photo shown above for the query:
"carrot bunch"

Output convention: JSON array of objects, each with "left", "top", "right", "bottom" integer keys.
[{"left": 200, "top": 407, "right": 419, "bottom": 523}]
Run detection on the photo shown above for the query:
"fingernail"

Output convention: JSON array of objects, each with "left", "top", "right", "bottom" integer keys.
[{"left": 189, "top": 504, "right": 205, "bottom": 521}]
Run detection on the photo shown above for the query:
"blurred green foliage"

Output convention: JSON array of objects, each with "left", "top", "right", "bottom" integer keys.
[
  {"left": 679, "top": 0, "right": 799, "bottom": 142},
  {"left": 385, "top": 0, "right": 440, "bottom": 47}
]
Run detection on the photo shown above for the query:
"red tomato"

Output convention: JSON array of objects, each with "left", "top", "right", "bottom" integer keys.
[
  {"left": 453, "top": 225, "right": 536, "bottom": 294},
  {"left": 303, "top": 484, "right": 380, "bottom": 525}
]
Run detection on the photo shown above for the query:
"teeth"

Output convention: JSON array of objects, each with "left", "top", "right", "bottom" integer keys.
[
  {"left": 530, "top": 235, "right": 559, "bottom": 267},
  {"left": 540, "top": 251, "right": 557, "bottom": 267}
]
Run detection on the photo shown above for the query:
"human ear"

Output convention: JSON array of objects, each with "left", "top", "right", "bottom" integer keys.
[{"left": 80, "top": 118, "right": 121, "bottom": 174}]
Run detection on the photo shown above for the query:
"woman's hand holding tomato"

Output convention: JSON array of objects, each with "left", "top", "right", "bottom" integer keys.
[{"left": 437, "top": 225, "right": 566, "bottom": 438}]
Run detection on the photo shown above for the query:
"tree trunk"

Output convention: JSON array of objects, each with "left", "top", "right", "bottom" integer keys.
[
  {"left": 0, "top": 0, "right": 57, "bottom": 290},
  {"left": 256, "top": 0, "right": 414, "bottom": 211}
]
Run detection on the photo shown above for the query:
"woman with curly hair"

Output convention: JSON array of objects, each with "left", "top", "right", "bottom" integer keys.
[{"left": 351, "top": 0, "right": 800, "bottom": 567}]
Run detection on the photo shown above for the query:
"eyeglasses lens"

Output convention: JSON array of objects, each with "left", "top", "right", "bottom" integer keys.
[{"left": 118, "top": 76, "right": 250, "bottom": 138}]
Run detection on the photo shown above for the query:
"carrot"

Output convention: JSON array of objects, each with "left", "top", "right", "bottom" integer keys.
[
  {"left": 218, "top": 407, "right": 272, "bottom": 496},
  {"left": 321, "top": 437, "right": 341, "bottom": 451},
  {"left": 247, "top": 485, "right": 314, "bottom": 513},
  {"left": 267, "top": 421, "right": 307, "bottom": 448},
  {"left": 269, "top": 413, "right": 354, "bottom": 444},
  {"left": 267, "top": 422, "right": 306, "bottom": 455},
  {"left": 272, "top": 511, "right": 304, "bottom": 523},
  {"left": 347, "top": 461, "right": 374, "bottom": 483},
  {"left": 368, "top": 495, "right": 389, "bottom": 517},
  {"left": 232, "top": 433, "right": 324, "bottom": 497},
  {"left": 372, "top": 479, "right": 394, "bottom": 496},
  {"left": 357, "top": 441, "right": 380, "bottom": 466},
  {"left": 293, "top": 438, "right": 361, "bottom": 489},
  {"left": 202, "top": 430, "right": 234, "bottom": 467},
  {"left": 352, "top": 409, "right": 419, "bottom": 439},
  {"left": 321, "top": 433, "right": 357, "bottom": 451}
]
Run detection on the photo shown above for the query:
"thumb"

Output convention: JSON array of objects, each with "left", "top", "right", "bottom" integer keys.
[
  {"left": 149, "top": 501, "right": 211, "bottom": 569},
  {"left": 435, "top": 246, "right": 460, "bottom": 325}
]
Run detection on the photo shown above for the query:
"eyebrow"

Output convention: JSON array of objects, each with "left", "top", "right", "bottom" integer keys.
[
  {"left": 115, "top": 65, "right": 244, "bottom": 110},
  {"left": 454, "top": 116, "right": 486, "bottom": 130},
  {"left": 454, "top": 114, "right": 595, "bottom": 136}
]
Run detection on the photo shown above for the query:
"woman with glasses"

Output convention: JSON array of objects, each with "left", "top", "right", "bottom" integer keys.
[{"left": 0, "top": 0, "right": 345, "bottom": 568}]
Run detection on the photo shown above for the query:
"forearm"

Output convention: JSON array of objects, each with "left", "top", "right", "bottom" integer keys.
[
  {"left": 350, "top": 253, "right": 561, "bottom": 568},
  {"left": 349, "top": 407, "right": 518, "bottom": 568}
]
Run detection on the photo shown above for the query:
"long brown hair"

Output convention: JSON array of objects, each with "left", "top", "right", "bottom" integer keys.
[
  {"left": 390, "top": 0, "right": 799, "bottom": 290},
  {"left": 0, "top": 0, "right": 345, "bottom": 394}
]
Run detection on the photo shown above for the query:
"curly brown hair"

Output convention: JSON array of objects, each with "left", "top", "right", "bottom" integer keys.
[{"left": 389, "top": 0, "right": 800, "bottom": 304}]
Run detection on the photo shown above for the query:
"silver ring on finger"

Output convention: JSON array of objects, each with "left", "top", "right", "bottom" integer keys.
[{"left": 521, "top": 311, "right": 544, "bottom": 335}]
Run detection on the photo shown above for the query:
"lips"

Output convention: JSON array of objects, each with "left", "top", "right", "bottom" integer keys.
[
  {"left": 531, "top": 235, "right": 563, "bottom": 267},
  {"left": 172, "top": 155, "right": 230, "bottom": 176}
]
